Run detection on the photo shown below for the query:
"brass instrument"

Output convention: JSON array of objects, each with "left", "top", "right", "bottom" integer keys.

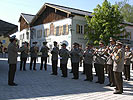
[{"left": 106, "top": 46, "right": 118, "bottom": 62}]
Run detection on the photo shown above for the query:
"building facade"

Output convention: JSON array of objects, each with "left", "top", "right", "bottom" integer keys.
[{"left": 16, "top": 3, "right": 133, "bottom": 50}]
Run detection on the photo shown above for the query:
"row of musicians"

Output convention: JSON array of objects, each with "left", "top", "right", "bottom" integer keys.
[{"left": 19, "top": 39, "right": 132, "bottom": 93}]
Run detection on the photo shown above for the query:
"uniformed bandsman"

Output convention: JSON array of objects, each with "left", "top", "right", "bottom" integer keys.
[
  {"left": 106, "top": 37, "right": 116, "bottom": 87},
  {"left": 83, "top": 43, "right": 94, "bottom": 82},
  {"left": 20, "top": 42, "right": 29, "bottom": 71},
  {"left": 51, "top": 41, "right": 59, "bottom": 75},
  {"left": 8, "top": 36, "right": 25, "bottom": 86},
  {"left": 59, "top": 41, "right": 69, "bottom": 77},
  {"left": 70, "top": 42, "right": 82, "bottom": 79},
  {"left": 40, "top": 41, "right": 49, "bottom": 70},
  {"left": 112, "top": 40, "right": 124, "bottom": 94},
  {"left": 29, "top": 42, "right": 39, "bottom": 70},
  {"left": 124, "top": 45, "right": 132, "bottom": 81},
  {"left": 94, "top": 40, "right": 105, "bottom": 84}
]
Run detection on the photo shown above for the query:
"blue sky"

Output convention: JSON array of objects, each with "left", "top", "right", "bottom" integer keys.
[{"left": 0, "top": 0, "right": 132, "bottom": 25}]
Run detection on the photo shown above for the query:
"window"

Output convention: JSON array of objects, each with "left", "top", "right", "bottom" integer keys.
[
  {"left": 37, "top": 29, "right": 42, "bottom": 38},
  {"left": 20, "top": 34, "right": 23, "bottom": 40},
  {"left": 26, "top": 32, "right": 29, "bottom": 39},
  {"left": 63, "top": 25, "right": 66, "bottom": 35},
  {"left": 59, "top": 26, "right": 63, "bottom": 35},
  {"left": 56, "top": 26, "right": 59, "bottom": 36},
  {"left": 76, "top": 24, "right": 84, "bottom": 34},
  {"left": 45, "top": 29, "right": 50, "bottom": 37},
  {"left": 23, "top": 34, "right": 25, "bottom": 39}
]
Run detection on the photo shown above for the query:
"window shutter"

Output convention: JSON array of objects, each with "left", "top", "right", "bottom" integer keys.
[
  {"left": 54, "top": 27, "right": 56, "bottom": 35},
  {"left": 76, "top": 24, "right": 79, "bottom": 33},
  {"left": 66, "top": 24, "right": 68, "bottom": 35}
]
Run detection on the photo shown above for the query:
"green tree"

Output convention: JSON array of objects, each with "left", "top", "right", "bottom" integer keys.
[
  {"left": 116, "top": 0, "right": 133, "bottom": 23},
  {"left": 85, "top": 0, "right": 128, "bottom": 45}
]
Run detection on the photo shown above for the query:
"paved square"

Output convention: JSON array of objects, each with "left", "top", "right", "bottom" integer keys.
[{"left": 0, "top": 57, "right": 133, "bottom": 100}]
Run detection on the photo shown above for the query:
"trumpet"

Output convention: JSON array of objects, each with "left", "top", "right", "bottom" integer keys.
[{"left": 106, "top": 46, "right": 118, "bottom": 62}]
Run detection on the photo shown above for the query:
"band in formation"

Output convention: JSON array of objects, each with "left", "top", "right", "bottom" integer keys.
[{"left": 7, "top": 36, "right": 133, "bottom": 94}]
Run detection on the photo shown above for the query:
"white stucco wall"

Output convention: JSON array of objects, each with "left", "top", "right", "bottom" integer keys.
[
  {"left": 71, "top": 16, "right": 88, "bottom": 49},
  {"left": 31, "top": 18, "right": 72, "bottom": 50}
]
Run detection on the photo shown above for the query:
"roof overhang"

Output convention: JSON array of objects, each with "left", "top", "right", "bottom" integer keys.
[
  {"left": 0, "top": 20, "right": 18, "bottom": 36},
  {"left": 30, "top": 3, "right": 72, "bottom": 25}
]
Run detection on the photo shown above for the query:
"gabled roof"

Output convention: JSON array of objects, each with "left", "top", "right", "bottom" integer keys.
[
  {"left": 45, "top": 3, "right": 92, "bottom": 16},
  {"left": 0, "top": 19, "right": 18, "bottom": 36},
  {"left": 19, "top": 13, "right": 35, "bottom": 24},
  {"left": 31, "top": 3, "right": 92, "bottom": 24}
]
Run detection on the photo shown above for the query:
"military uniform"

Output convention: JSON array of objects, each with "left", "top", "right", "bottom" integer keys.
[
  {"left": 8, "top": 36, "right": 25, "bottom": 86},
  {"left": 70, "top": 43, "right": 82, "bottom": 79},
  {"left": 83, "top": 46, "right": 94, "bottom": 81},
  {"left": 20, "top": 43, "right": 29, "bottom": 71},
  {"left": 30, "top": 42, "right": 39, "bottom": 70},
  {"left": 112, "top": 41, "right": 124, "bottom": 94},
  {"left": 124, "top": 45, "right": 132, "bottom": 81},
  {"left": 40, "top": 42, "right": 49, "bottom": 70},
  {"left": 51, "top": 42, "right": 59, "bottom": 75},
  {"left": 59, "top": 47, "right": 69, "bottom": 77},
  {"left": 106, "top": 44, "right": 116, "bottom": 86},
  {"left": 94, "top": 41, "right": 105, "bottom": 84}
]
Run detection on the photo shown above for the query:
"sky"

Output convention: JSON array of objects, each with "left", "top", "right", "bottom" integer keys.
[{"left": 0, "top": 0, "right": 133, "bottom": 25}]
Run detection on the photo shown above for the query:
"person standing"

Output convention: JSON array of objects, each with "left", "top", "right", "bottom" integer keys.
[
  {"left": 112, "top": 40, "right": 124, "bottom": 94},
  {"left": 40, "top": 41, "right": 49, "bottom": 71},
  {"left": 106, "top": 37, "right": 116, "bottom": 87},
  {"left": 8, "top": 36, "right": 24, "bottom": 86},
  {"left": 51, "top": 41, "right": 59, "bottom": 75},
  {"left": 124, "top": 45, "right": 132, "bottom": 81},
  {"left": 70, "top": 42, "right": 82, "bottom": 79},
  {"left": 59, "top": 41, "right": 69, "bottom": 77},
  {"left": 30, "top": 42, "right": 39, "bottom": 70},
  {"left": 94, "top": 40, "right": 105, "bottom": 84},
  {"left": 83, "top": 43, "right": 94, "bottom": 82},
  {"left": 20, "top": 42, "right": 29, "bottom": 71},
  {"left": 0, "top": 42, "right": 3, "bottom": 57}
]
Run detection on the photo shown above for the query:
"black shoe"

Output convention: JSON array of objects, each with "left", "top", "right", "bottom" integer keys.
[
  {"left": 33, "top": 69, "right": 36, "bottom": 71},
  {"left": 8, "top": 83, "right": 18, "bottom": 86},
  {"left": 113, "top": 91, "right": 122, "bottom": 94},
  {"left": 106, "top": 83, "right": 111, "bottom": 86},
  {"left": 23, "top": 69, "right": 26, "bottom": 71},
  {"left": 99, "top": 82, "right": 104, "bottom": 84},
  {"left": 69, "top": 71, "right": 73, "bottom": 73},
  {"left": 84, "top": 79, "right": 89, "bottom": 81},
  {"left": 95, "top": 81, "right": 100, "bottom": 83},
  {"left": 127, "top": 78, "right": 130, "bottom": 81}
]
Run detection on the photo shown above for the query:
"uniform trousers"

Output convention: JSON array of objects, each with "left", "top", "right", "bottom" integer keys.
[
  {"left": 94, "top": 63, "right": 98, "bottom": 76},
  {"left": 20, "top": 57, "right": 27, "bottom": 70},
  {"left": 40, "top": 57, "right": 47, "bottom": 70},
  {"left": 82, "top": 63, "right": 85, "bottom": 74},
  {"left": 84, "top": 63, "right": 93, "bottom": 81},
  {"left": 114, "top": 72, "right": 123, "bottom": 93},
  {"left": 95, "top": 63, "right": 105, "bottom": 83},
  {"left": 30, "top": 57, "right": 37, "bottom": 70},
  {"left": 107, "top": 64, "right": 115, "bottom": 85},
  {"left": 52, "top": 60, "right": 58, "bottom": 75},
  {"left": 8, "top": 64, "right": 16, "bottom": 84},
  {"left": 72, "top": 63, "right": 79, "bottom": 79},
  {"left": 124, "top": 65, "right": 130, "bottom": 80},
  {"left": 60, "top": 63, "right": 67, "bottom": 77}
]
